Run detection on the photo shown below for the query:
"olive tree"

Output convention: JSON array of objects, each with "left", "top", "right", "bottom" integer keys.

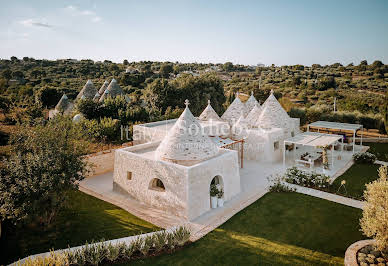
[
  {"left": 360, "top": 165, "right": 388, "bottom": 258},
  {"left": 0, "top": 117, "right": 89, "bottom": 236}
]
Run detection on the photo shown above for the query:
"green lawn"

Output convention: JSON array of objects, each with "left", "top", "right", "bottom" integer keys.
[
  {"left": 330, "top": 163, "right": 380, "bottom": 200},
  {"left": 366, "top": 142, "right": 388, "bottom": 161},
  {"left": 131, "top": 192, "right": 365, "bottom": 266},
  {"left": 0, "top": 190, "right": 159, "bottom": 265}
]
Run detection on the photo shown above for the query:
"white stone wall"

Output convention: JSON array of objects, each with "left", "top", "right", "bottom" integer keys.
[
  {"left": 84, "top": 151, "right": 115, "bottom": 177},
  {"left": 133, "top": 120, "right": 176, "bottom": 145},
  {"left": 186, "top": 149, "right": 241, "bottom": 220},
  {"left": 233, "top": 128, "right": 284, "bottom": 162},
  {"left": 290, "top": 118, "right": 301, "bottom": 135},
  {"left": 113, "top": 142, "right": 190, "bottom": 219},
  {"left": 113, "top": 142, "right": 241, "bottom": 221}
]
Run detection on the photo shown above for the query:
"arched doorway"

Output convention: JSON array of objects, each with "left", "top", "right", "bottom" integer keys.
[{"left": 210, "top": 175, "right": 224, "bottom": 208}]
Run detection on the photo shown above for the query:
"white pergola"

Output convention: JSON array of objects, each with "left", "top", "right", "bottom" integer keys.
[
  {"left": 307, "top": 121, "right": 363, "bottom": 152},
  {"left": 283, "top": 132, "right": 344, "bottom": 168}
]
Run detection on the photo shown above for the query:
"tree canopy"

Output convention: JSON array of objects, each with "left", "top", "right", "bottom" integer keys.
[{"left": 0, "top": 117, "right": 89, "bottom": 228}]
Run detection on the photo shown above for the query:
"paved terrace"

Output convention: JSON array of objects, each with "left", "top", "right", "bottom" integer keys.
[
  {"left": 79, "top": 145, "right": 366, "bottom": 241},
  {"left": 79, "top": 159, "right": 284, "bottom": 241}
]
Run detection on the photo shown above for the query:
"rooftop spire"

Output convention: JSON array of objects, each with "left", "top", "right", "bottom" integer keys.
[{"left": 184, "top": 99, "right": 190, "bottom": 108}]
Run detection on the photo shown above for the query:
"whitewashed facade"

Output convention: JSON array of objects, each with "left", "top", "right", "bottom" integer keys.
[{"left": 115, "top": 92, "right": 300, "bottom": 220}]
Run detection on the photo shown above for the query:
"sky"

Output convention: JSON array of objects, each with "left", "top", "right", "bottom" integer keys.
[{"left": 0, "top": 0, "right": 387, "bottom": 66}]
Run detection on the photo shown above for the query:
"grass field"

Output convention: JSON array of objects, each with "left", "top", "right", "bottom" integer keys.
[
  {"left": 0, "top": 190, "right": 159, "bottom": 265},
  {"left": 366, "top": 142, "right": 388, "bottom": 161},
  {"left": 131, "top": 192, "right": 365, "bottom": 266},
  {"left": 330, "top": 163, "right": 381, "bottom": 200}
]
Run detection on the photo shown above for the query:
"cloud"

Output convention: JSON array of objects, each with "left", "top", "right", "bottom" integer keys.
[
  {"left": 20, "top": 19, "right": 53, "bottom": 28},
  {"left": 64, "top": 5, "right": 101, "bottom": 23}
]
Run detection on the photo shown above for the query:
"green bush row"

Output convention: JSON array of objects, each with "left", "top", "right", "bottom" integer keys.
[{"left": 21, "top": 226, "right": 191, "bottom": 266}]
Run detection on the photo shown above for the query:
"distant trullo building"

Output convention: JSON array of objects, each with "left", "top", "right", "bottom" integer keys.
[
  {"left": 99, "top": 79, "right": 130, "bottom": 103},
  {"left": 76, "top": 80, "right": 98, "bottom": 100},
  {"left": 50, "top": 79, "right": 130, "bottom": 119},
  {"left": 48, "top": 93, "right": 74, "bottom": 119}
]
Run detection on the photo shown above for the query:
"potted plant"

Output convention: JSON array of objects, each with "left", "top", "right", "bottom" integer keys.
[
  {"left": 217, "top": 188, "right": 224, "bottom": 207},
  {"left": 210, "top": 184, "right": 218, "bottom": 209}
]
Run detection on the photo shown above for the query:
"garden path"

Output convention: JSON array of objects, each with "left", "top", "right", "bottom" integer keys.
[
  {"left": 375, "top": 160, "right": 388, "bottom": 166},
  {"left": 283, "top": 182, "right": 364, "bottom": 209}
]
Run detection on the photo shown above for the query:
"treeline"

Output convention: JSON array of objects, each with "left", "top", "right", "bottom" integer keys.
[
  {"left": 289, "top": 106, "right": 386, "bottom": 133},
  {"left": 0, "top": 57, "right": 387, "bottom": 141}
]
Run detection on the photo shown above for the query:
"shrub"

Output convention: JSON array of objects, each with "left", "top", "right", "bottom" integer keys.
[
  {"left": 353, "top": 152, "right": 377, "bottom": 164},
  {"left": 284, "top": 167, "right": 330, "bottom": 189},
  {"left": 106, "top": 242, "right": 120, "bottom": 262},
  {"left": 166, "top": 230, "right": 176, "bottom": 250},
  {"left": 99, "top": 117, "right": 120, "bottom": 142},
  {"left": 22, "top": 251, "right": 68, "bottom": 266},
  {"left": 173, "top": 226, "right": 191, "bottom": 247},
  {"left": 210, "top": 184, "right": 218, "bottom": 197},
  {"left": 153, "top": 231, "right": 167, "bottom": 252},
  {"left": 19, "top": 226, "right": 191, "bottom": 265},
  {"left": 217, "top": 188, "right": 224, "bottom": 198},
  {"left": 76, "top": 98, "right": 102, "bottom": 120},
  {"left": 139, "top": 234, "right": 153, "bottom": 256},
  {"left": 360, "top": 166, "right": 388, "bottom": 258},
  {"left": 267, "top": 175, "right": 296, "bottom": 193}
]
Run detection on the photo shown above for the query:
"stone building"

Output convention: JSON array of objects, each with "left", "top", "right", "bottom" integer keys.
[
  {"left": 113, "top": 100, "right": 241, "bottom": 220},
  {"left": 114, "top": 91, "right": 300, "bottom": 220}
]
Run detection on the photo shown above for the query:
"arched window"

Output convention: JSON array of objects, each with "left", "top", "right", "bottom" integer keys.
[{"left": 149, "top": 178, "right": 165, "bottom": 191}]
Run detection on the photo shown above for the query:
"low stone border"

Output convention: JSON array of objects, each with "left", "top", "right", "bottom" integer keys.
[
  {"left": 344, "top": 239, "right": 375, "bottom": 266},
  {"left": 10, "top": 225, "right": 184, "bottom": 266}
]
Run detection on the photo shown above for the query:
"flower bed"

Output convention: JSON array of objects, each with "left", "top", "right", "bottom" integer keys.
[
  {"left": 353, "top": 152, "right": 377, "bottom": 164},
  {"left": 20, "top": 226, "right": 191, "bottom": 266},
  {"left": 284, "top": 167, "right": 330, "bottom": 189}
]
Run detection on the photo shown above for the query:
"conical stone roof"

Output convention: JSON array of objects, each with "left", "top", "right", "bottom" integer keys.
[
  {"left": 106, "top": 79, "right": 124, "bottom": 97},
  {"left": 98, "top": 81, "right": 109, "bottom": 95},
  {"left": 255, "top": 90, "right": 290, "bottom": 129},
  {"left": 245, "top": 104, "right": 262, "bottom": 127},
  {"left": 198, "top": 100, "right": 222, "bottom": 121},
  {"left": 221, "top": 92, "right": 248, "bottom": 123},
  {"left": 245, "top": 91, "right": 260, "bottom": 113},
  {"left": 99, "top": 89, "right": 110, "bottom": 102},
  {"left": 155, "top": 100, "right": 219, "bottom": 163},
  {"left": 76, "top": 80, "right": 97, "bottom": 99},
  {"left": 93, "top": 92, "right": 101, "bottom": 101},
  {"left": 232, "top": 113, "right": 249, "bottom": 136},
  {"left": 55, "top": 94, "right": 70, "bottom": 112}
]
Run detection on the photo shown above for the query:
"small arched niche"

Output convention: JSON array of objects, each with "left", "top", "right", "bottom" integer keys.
[{"left": 149, "top": 178, "right": 165, "bottom": 192}]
